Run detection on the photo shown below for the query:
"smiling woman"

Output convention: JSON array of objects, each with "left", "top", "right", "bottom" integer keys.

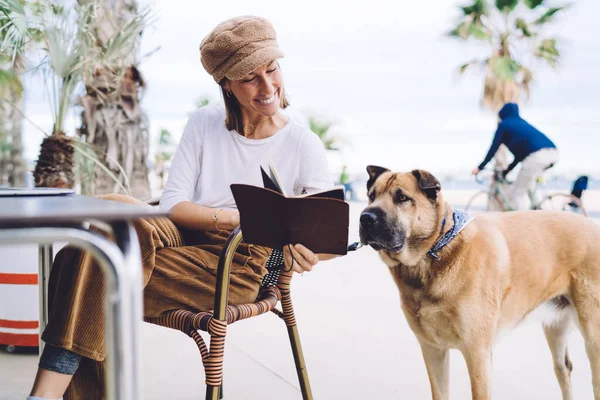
[
  {"left": 28, "top": 15, "right": 337, "bottom": 400},
  {"left": 199, "top": 16, "right": 290, "bottom": 138}
]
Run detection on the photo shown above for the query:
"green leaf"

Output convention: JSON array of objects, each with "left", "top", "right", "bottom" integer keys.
[
  {"left": 495, "top": 0, "right": 519, "bottom": 13},
  {"left": 538, "top": 38, "right": 559, "bottom": 55},
  {"left": 459, "top": 60, "right": 479, "bottom": 74},
  {"left": 72, "top": 140, "right": 132, "bottom": 197},
  {"left": 490, "top": 56, "right": 520, "bottom": 81},
  {"left": 448, "top": 21, "right": 488, "bottom": 40},
  {"left": 470, "top": 24, "right": 491, "bottom": 40},
  {"left": 460, "top": 0, "right": 489, "bottom": 16},
  {"left": 535, "top": 38, "right": 560, "bottom": 67},
  {"left": 0, "top": 0, "right": 27, "bottom": 62},
  {"left": 26, "top": 27, "right": 43, "bottom": 42},
  {"left": 515, "top": 18, "right": 533, "bottom": 37},
  {"left": 448, "top": 21, "right": 469, "bottom": 39},
  {"left": 534, "top": 6, "right": 568, "bottom": 24},
  {"left": 524, "top": 0, "right": 544, "bottom": 8}
]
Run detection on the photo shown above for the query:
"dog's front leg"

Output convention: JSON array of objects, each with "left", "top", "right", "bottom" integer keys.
[
  {"left": 419, "top": 341, "right": 450, "bottom": 400},
  {"left": 462, "top": 347, "right": 492, "bottom": 400}
]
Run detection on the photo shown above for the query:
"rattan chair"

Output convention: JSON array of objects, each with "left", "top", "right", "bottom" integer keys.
[{"left": 143, "top": 198, "right": 312, "bottom": 400}]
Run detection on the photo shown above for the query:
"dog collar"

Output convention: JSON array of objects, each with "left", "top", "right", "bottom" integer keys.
[{"left": 428, "top": 210, "right": 474, "bottom": 260}]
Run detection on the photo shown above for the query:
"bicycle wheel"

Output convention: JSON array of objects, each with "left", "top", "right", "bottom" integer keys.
[
  {"left": 536, "top": 193, "right": 587, "bottom": 217},
  {"left": 465, "top": 190, "right": 489, "bottom": 213}
]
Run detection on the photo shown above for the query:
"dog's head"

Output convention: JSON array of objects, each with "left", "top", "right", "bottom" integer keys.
[{"left": 359, "top": 166, "right": 443, "bottom": 258}]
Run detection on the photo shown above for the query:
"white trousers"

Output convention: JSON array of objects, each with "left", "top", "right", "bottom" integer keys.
[{"left": 512, "top": 148, "right": 560, "bottom": 210}]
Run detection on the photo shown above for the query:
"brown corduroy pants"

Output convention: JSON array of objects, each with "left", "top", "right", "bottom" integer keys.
[{"left": 41, "top": 194, "right": 270, "bottom": 399}]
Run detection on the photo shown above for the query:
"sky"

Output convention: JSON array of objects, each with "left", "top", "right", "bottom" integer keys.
[{"left": 20, "top": 0, "right": 600, "bottom": 180}]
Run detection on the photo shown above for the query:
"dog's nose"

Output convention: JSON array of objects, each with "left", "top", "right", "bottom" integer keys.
[{"left": 360, "top": 211, "right": 378, "bottom": 226}]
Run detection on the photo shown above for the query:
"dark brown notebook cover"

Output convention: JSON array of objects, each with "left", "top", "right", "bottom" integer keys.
[{"left": 230, "top": 183, "right": 350, "bottom": 255}]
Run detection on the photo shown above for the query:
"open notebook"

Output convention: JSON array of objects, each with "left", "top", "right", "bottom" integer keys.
[{"left": 230, "top": 163, "right": 349, "bottom": 255}]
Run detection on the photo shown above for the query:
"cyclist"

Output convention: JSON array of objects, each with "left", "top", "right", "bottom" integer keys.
[{"left": 472, "top": 102, "right": 559, "bottom": 211}]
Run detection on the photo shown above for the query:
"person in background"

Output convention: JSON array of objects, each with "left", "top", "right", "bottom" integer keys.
[
  {"left": 472, "top": 102, "right": 559, "bottom": 211},
  {"left": 339, "top": 165, "right": 357, "bottom": 201},
  {"left": 569, "top": 175, "right": 589, "bottom": 208}
]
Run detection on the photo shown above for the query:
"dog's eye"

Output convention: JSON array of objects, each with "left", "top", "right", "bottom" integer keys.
[
  {"left": 368, "top": 191, "right": 376, "bottom": 202},
  {"left": 395, "top": 191, "right": 409, "bottom": 203}
]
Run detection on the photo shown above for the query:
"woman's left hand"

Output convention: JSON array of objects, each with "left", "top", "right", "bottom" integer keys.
[{"left": 283, "top": 243, "right": 319, "bottom": 273}]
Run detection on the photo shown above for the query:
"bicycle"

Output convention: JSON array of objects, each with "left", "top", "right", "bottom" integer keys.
[{"left": 465, "top": 169, "right": 587, "bottom": 216}]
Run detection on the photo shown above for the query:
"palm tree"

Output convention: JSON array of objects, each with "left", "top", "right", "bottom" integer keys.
[
  {"left": 31, "top": 2, "right": 96, "bottom": 189},
  {"left": 449, "top": 0, "right": 568, "bottom": 167},
  {"left": 21, "top": 1, "right": 148, "bottom": 195},
  {"left": 76, "top": 0, "right": 151, "bottom": 199},
  {"left": 308, "top": 116, "right": 343, "bottom": 152}
]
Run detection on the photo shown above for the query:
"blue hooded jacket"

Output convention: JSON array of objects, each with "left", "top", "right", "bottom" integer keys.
[{"left": 478, "top": 103, "right": 556, "bottom": 173}]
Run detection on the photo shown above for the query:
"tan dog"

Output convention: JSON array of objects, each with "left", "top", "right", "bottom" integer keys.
[{"left": 359, "top": 166, "right": 600, "bottom": 400}]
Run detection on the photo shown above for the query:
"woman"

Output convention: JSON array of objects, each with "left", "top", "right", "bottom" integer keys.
[{"left": 29, "top": 16, "right": 335, "bottom": 400}]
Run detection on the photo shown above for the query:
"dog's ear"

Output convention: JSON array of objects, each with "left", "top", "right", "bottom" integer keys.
[
  {"left": 366, "top": 165, "right": 390, "bottom": 191},
  {"left": 412, "top": 169, "right": 441, "bottom": 200}
]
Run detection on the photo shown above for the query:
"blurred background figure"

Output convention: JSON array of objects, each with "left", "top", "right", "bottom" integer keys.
[
  {"left": 339, "top": 165, "right": 357, "bottom": 202},
  {"left": 569, "top": 175, "right": 589, "bottom": 208}
]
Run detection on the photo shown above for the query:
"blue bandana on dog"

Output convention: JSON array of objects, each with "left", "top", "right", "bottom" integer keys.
[{"left": 428, "top": 210, "right": 474, "bottom": 260}]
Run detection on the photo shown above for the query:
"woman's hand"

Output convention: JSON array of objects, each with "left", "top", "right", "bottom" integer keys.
[{"left": 283, "top": 243, "right": 320, "bottom": 273}]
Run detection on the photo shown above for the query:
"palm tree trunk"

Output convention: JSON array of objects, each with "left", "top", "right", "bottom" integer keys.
[
  {"left": 77, "top": 0, "right": 150, "bottom": 199},
  {"left": 33, "top": 134, "right": 76, "bottom": 188}
]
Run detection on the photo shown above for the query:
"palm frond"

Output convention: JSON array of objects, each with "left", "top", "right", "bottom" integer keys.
[
  {"left": 102, "top": 8, "right": 151, "bottom": 65},
  {"left": 71, "top": 139, "right": 132, "bottom": 196},
  {"left": 308, "top": 117, "right": 333, "bottom": 138},
  {"left": 448, "top": 21, "right": 471, "bottom": 39},
  {"left": 308, "top": 116, "right": 345, "bottom": 151},
  {"left": 458, "top": 58, "right": 486, "bottom": 74},
  {"left": 535, "top": 38, "right": 560, "bottom": 67},
  {"left": 524, "top": 0, "right": 544, "bottom": 8},
  {"left": 43, "top": 27, "right": 81, "bottom": 79},
  {"left": 0, "top": 0, "right": 27, "bottom": 62},
  {"left": 495, "top": 0, "right": 519, "bottom": 13},
  {"left": 460, "top": 0, "right": 489, "bottom": 17},
  {"left": 520, "top": 66, "right": 533, "bottom": 98},
  {"left": 515, "top": 18, "right": 533, "bottom": 37},
  {"left": 534, "top": 6, "right": 569, "bottom": 25}
]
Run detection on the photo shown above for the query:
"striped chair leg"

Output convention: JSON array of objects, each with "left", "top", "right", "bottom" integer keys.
[
  {"left": 277, "top": 271, "right": 313, "bottom": 400},
  {"left": 205, "top": 227, "right": 243, "bottom": 400},
  {"left": 204, "top": 319, "right": 227, "bottom": 400}
]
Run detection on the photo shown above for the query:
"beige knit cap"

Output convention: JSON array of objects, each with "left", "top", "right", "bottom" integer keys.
[{"left": 200, "top": 16, "right": 284, "bottom": 83}]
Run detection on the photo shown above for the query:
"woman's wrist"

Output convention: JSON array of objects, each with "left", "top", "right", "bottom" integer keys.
[
  {"left": 212, "top": 208, "right": 224, "bottom": 231},
  {"left": 213, "top": 209, "right": 240, "bottom": 231}
]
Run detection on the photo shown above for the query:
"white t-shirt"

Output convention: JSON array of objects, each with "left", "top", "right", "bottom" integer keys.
[{"left": 159, "top": 106, "right": 333, "bottom": 213}]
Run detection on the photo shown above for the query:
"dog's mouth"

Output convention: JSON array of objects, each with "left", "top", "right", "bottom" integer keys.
[
  {"left": 362, "top": 237, "right": 404, "bottom": 253},
  {"left": 359, "top": 215, "right": 406, "bottom": 254}
]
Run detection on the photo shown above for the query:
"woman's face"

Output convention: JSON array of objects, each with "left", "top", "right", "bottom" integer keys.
[{"left": 226, "top": 60, "right": 283, "bottom": 118}]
